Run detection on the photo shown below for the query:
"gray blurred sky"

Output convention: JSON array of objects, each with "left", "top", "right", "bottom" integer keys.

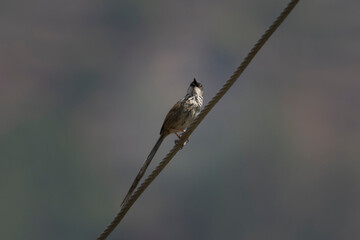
[{"left": 1, "top": 0, "right": 360, "bottom": 239}]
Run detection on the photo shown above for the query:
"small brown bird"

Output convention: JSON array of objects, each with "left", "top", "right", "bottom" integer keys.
[{"left": 121, "top": 79, "right": 204, "bottom": 206}]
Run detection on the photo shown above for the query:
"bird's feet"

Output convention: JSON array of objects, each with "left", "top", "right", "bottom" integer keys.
[{"left": 175, "top": 130, "right": 189, "bottom": 148}]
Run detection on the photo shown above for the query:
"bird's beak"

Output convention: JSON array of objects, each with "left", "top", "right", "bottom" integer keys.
[{"left": 193, "top": 78, "right": 199, "bottom": 87}]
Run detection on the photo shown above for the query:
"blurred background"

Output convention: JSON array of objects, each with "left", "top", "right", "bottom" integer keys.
[{"left": 1, "top": 0, "right": 359, "bottom": 239}]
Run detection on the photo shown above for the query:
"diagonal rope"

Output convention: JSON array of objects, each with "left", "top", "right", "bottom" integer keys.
[{"left": 97, "top": 0, "right": 299, "bottom": 239}]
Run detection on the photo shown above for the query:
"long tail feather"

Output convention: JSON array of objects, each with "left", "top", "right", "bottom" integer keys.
[{"left": 121, "top": 134, "right": 165, "bottom": 206}]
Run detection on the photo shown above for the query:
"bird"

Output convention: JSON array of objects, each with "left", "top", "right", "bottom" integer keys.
[{"left": 121, "top": 78, "right": 204, "bottom": 206}]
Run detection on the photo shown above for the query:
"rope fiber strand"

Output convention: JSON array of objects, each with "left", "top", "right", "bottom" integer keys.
[{"left": 97, "top": 1, "right": 299, "bottom": 239}]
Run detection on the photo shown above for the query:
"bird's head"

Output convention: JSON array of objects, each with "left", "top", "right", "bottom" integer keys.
[{"left": 186, "top": 78, "right": 203, "bottom": 97}]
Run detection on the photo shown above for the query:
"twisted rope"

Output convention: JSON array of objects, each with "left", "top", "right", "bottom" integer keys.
[{"left": 97, "top": 0, "right": 299, "bottom": 239}]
